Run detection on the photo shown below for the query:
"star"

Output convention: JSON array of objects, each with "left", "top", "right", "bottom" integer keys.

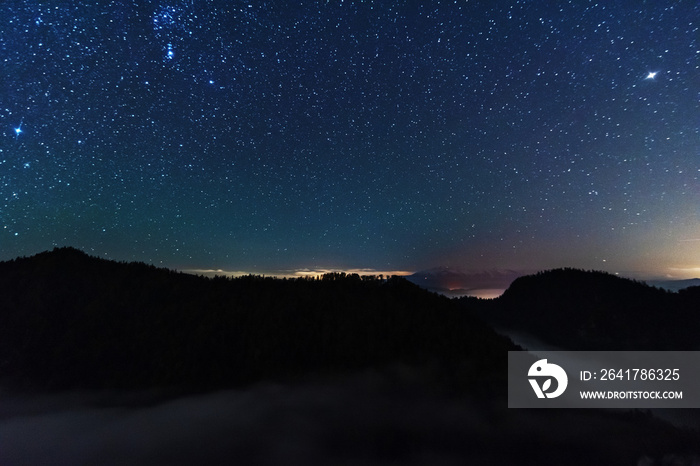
[{"left": 0, "top": 0, "right": 696, "bottom": 286}]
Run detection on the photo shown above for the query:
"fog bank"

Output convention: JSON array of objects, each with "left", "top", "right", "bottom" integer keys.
[{"left": 1, "top": 370, "right": 697, "bottom": 465}]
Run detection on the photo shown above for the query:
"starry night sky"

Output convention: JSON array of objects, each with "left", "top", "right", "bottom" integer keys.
[{"left": 1, "top": 1, "right": 698, "bottom": 279}]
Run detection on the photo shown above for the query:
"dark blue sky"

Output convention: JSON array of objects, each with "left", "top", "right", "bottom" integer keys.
[{"left": 1, "top": 1, "right": 698, "bottom": 279}]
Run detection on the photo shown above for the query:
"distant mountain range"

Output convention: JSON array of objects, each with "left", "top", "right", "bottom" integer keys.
[
  {"left": 406, "top": 266, "right": 525, "bottom": 298},
  {"left": 647, "top": 278, "right": 700, "bottom": 292},
  {"left": 408, "top": 267, "right": 700, "bottom": 298}
]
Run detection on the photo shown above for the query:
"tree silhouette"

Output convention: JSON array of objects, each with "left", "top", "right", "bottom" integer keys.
[
  {"left": 0, "top": 247, "right": 513, "bottom": 392},
  {"left": 459, "top": 268, "right": 699, "bottom": 350}
]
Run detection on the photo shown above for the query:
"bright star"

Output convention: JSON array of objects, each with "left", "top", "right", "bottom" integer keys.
[
  {"left": 13, "top": 124, "right": 22, "bottom": 139},
  {"left": 645, "top": 71, "right": 658, "bottom": 80}
]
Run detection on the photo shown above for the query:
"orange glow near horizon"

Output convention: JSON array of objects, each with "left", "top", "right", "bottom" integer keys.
[{"left": 184, "top": 267, "right": 415, "bottom": 279}]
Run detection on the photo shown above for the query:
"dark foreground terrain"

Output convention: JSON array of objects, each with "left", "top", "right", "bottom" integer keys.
[
  {"left": 0, "top": 247, "right": 510, "bottom": 393},
  {"left": 0, "top": 248, "right": 698, "bottom": 465}
]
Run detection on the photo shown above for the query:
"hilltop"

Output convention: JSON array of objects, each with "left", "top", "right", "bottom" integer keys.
[
  {"left": 0, "top": 247, "right": 512, "bottom": 392},
  {"left": 460, "top": 268, "right": 700, "bottom": 351}
]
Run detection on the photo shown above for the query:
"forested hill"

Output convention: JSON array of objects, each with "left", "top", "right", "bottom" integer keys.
[
  {"left": 460, "top": 268, "right": 700, "bottom": 351},
  {"left": 0, "top": 247, "right": 513, "bottom": 392}
]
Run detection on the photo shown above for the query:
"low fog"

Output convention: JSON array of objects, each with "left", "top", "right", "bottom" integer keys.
[{"left": 1, "top": 369, "right": 698, "bottom": 465}]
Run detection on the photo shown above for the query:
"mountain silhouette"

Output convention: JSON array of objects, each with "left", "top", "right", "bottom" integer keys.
[
  {"left": 2, "top": 250, "right": 700, "bottom": 464},
  {"left": 462, "top": 268, "right": 700, "bottom": 351},
  {"left": 0, "top": 247, "right": 513, "bottom": 392},
  {"left": 407, "top": 266, "right": 524, "bottom": 297},
  {"left": 649, "top": 278, "right": 700, "bottom": 292}
]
